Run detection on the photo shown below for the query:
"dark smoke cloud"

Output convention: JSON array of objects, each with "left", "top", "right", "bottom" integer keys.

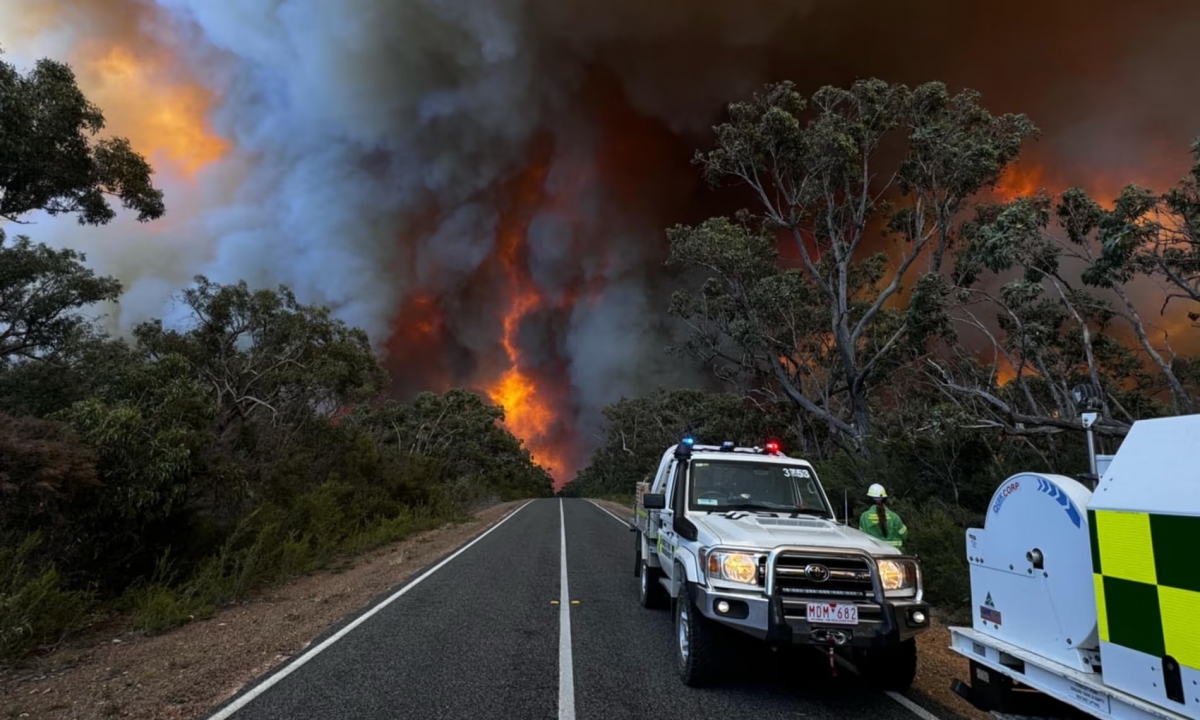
[{"left": 5, "top": 0, "right": 1200, "bottom": 477}]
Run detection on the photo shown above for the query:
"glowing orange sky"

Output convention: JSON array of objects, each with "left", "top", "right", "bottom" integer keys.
[
  {"left": 0, "top": 0, "right": 230, "bottom": 181},
  {"left": 77, "top": 43, "right": 229, "bottom": 179}
]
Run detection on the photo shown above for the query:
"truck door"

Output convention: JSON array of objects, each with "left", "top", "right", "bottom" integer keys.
[{"left": 658, "top": 460, "right": 684, "bottom": 581}]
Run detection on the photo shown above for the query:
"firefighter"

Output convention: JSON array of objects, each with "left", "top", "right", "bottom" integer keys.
[{"left": 859, "top": 483, "right": 908, "bottom": 551}]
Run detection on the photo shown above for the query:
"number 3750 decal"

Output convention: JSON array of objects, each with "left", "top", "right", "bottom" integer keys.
[{"left": 783, "top": 468, "right": 812, "bottom": 478}]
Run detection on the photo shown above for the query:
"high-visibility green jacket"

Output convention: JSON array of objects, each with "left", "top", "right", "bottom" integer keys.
[{"left": 859, "top": 505, "right": 908, "bottom": 550}]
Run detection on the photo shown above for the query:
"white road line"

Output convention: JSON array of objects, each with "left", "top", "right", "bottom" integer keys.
[
  {"left": 558, "top": 499, "right": 576, "bottom": 720},
  {"left": 205, "top": 500, "right": 534, "bottom": 720},
  {"left": 833, "top": 655, "right": 943, "bottom": 720},
  {"left": 586, "top": 499, "right": 632, "bottom": 527},
  {"left": 884, "top": 691, "right": 944, "bottom": 720}
]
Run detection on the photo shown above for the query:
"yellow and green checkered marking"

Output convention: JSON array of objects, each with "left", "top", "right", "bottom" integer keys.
[{"left": 1089, "top": 509, "right": 1200, "bottom": 670}]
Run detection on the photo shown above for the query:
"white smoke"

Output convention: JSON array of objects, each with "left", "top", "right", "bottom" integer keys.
[
  {"left": 100, "top": 0, "right": 803, "bottom": 472},
  {"left": 5, "top": 0, "right": 1200, "bottom": 474}
]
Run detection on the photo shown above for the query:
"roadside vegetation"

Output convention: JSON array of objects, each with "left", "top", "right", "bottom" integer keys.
[
  {"left": 5, "top": 45, "right": 1199, "bottom": 660},
  {"left": 563, "top": 79, "right": 1200, "bottom": 616},
  {"left": 0, "top": 48, "right": 552, "bottom": 663}
]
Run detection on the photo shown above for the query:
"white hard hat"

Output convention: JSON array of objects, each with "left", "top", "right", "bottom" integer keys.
[{"left": 867, "top": 483, "right": 887, "bottom": 499}]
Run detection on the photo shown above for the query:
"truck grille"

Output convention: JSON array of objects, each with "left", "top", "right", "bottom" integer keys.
[{"left": 770, "top": 553, "right": 875, "bottom": 601}]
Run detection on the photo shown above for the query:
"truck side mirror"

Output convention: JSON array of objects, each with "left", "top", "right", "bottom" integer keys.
[{"left": 642, "top": 493, "right": 666, "bottom": 510}]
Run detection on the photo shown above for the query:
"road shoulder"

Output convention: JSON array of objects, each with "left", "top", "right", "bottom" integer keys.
[{"left": 0, "top": 500, "right": 526, "bottom": 720}]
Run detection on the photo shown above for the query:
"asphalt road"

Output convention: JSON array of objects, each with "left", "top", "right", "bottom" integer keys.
[{"left": 204, "top": 498, "right": 953, "bottom": 720}]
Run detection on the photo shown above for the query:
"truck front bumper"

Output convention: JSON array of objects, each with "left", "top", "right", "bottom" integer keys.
[{"left": 692, "top": 584, "right": 929, "bottom": 649}]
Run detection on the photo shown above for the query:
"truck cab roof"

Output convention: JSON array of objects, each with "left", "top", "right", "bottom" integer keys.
[{"left": 648, "top": 442, "right": 900, "bottom": 556}]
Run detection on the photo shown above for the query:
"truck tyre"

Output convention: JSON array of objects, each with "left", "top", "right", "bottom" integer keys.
[
  {"left": 856, "top": 638, "right": 917, "bottom": 692},
  {"left": 675, "top": 584, "right": 720, "bottom": 686},
  {"left": 639, "top": 560, "right": 668, "bottom": 609}
]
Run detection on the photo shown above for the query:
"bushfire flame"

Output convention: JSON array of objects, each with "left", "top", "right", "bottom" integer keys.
[
  {"left": 993, "top": 162, "right": 1047, "bottom": 200},
  {"left": 484, "top": 153, "right": 569, "bottom": 482}
]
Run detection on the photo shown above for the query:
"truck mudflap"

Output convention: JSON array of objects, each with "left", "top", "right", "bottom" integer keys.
[{"left": 692, "top": 583, "right": 929, "bottom": 649}]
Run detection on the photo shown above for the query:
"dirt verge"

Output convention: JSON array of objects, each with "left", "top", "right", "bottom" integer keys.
[
  {"left": 911, "top": 618, "right": 989, "bottom": 720},
  {"left": 591, "top": 498, "right": 635, "bottom": 524},
  {"left": 0, "top": 501, "right": 525, "bottom": 720}
]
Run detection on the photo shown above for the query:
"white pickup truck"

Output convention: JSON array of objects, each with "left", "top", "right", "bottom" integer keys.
[{"left": 632, "top": 438, "right": 931, "bottom": 689}]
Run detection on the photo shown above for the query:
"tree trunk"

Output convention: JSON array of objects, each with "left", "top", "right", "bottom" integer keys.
[
  {"left": 1113, "top": 285, "right": 1196, "bottom": 414},
  {"left": 851, "top": 402, "right": 871, "bottom": 457}
]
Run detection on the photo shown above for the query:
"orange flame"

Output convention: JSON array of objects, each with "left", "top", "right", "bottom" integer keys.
[
  {"left": 484, "top": 152, "right": 569, "bottom": 482},
  {"left": 995, "top": 355, "right": 1019, "bottom": 386},
  {"left": 993, "top": 162, "right": 1047, "bottom": 200},
  {"left": 406, "top": 294, "right": 442, "bottom": 337},
  {"left": 383, "top": 292, "right": 455, "bottom": 396}
]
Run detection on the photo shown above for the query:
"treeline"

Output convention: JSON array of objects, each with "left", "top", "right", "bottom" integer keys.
[
  {"left": 0, "top": 49, "right": 552, "bottom": 662},
  {"left": 0, "top": 240, "right": 553, "bottom": 661},
  {"left": 564, "top": 79, "right": 1200, "bottom": 613}
]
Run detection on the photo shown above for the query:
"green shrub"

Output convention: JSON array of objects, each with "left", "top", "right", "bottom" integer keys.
[
  {"left": 893, "top": 498, "right": 981, "bottom": 616},
  {"left": 121, "top": 483, "right": 459, "bottom": 636},
  {"left": 127, "top": 583, "right": 212, "bottom": 634},
  {"left": 341, "top": 510, "right": 445, "bottom": 556},
  {"left": 0, "top": 536, "right": 94, "bottom": 661}
]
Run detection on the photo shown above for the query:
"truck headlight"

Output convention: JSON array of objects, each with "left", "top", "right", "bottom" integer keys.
[
  {"left": 877, "top": 559, "right": 918, "bottom": 597},
  {"left": 707, "top": 551, "right": 759, "bottom": 585}
]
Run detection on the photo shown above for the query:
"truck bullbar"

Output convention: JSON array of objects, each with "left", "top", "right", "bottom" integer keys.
[
  {"left": 774, "top": 553, "right": 875, "bottom": 601},
  {"left": 764, "top": 545, "right": 890, "bottom": 603}
]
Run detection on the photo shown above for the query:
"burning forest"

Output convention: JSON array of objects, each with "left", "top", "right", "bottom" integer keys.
[{"left": 3, "top": 0, "right": 1200, "bottom": 486}]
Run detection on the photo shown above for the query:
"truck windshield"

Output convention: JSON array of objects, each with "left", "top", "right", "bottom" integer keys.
[{"left": 687, "top": 460, "right": 830, "bottom": 516}]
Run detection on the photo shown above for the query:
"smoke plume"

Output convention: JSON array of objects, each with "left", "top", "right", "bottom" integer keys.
[{"left": 2, "top": 0, "right": 1199, "bottom": 483}]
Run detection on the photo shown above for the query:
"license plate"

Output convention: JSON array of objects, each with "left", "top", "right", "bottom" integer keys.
[{"left": 806, "top": 602, "right": 859, "bottom": 625}]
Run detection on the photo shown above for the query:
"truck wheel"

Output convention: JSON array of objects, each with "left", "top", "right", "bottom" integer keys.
[
  {"left": 639, "top": 560, "right": 668, "bottom": 609},
  {"left": 856, "top": 638, "right": 917, "bottom": 692},
  {"left": 675, "top": 584, "right": 720, "bottom": 686}
]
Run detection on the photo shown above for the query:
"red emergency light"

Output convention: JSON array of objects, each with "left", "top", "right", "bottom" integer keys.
[{"left": 764, "top": 440, "right": 780, "bottom": 454}]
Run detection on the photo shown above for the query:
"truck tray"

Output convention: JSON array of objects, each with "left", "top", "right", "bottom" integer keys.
[
  {"left": 949, "top": 626, "right": 1188, "bottom": 720},
  {"left": 633, "top": 481, "right": 655, "bottom": 535}
]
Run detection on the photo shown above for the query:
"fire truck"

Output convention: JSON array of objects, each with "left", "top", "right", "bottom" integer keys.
[{"left": 949, "top": 412, "right": 1200, "bottom": 720}]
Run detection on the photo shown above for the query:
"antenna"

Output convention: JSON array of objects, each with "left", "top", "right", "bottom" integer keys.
[
  {"left": 844, "top": 489, "right": 849, "bottom": 526},
  {"left": 1072, "top": 383, "right": 1101, "bottom": 490}
]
